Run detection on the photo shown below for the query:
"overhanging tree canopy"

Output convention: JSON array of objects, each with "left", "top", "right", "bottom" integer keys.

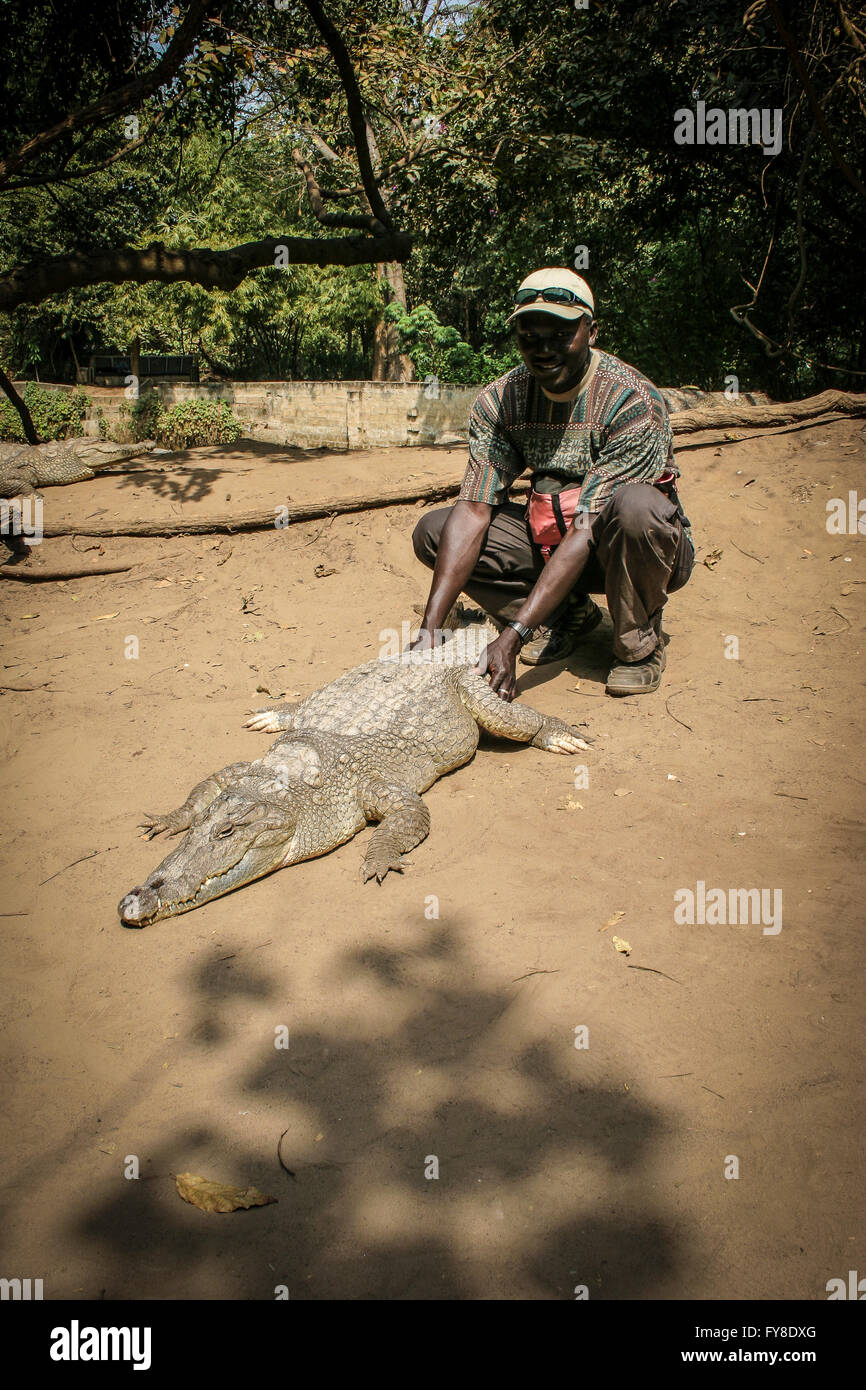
[{"left": 1, "top": 0, "right": 863, "bottom": 404}]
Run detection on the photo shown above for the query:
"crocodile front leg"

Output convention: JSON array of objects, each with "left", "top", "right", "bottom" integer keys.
[
  {"left": 0, "top": 473, "right": 41, "bottom": 501},
  {"left": 244, "top": 703, "right": 299, "bottom": 733},
  {"left": 455, "top": 669, "right": 591, "bottom": 753},
  {"left": 141, "top": 761, "right": 252, "bottom": 838},
  {"left": 360, "top": 777, "right": 432, "bottom": 882}
]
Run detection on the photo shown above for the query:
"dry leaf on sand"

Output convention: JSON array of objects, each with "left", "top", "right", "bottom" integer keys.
[
  {"left": 612, "top": 935, "right": 632, "bottom": 956},
  {"left": 600, "top": 910, "right": 625, "bottom": 933},
  {"left": 175, "top": 1172, "right": 277, "bottom": 1213}
]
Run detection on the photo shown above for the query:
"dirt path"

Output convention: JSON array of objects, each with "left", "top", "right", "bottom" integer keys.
[{"left": 0, "top": 421, "right": 863, "bottom": 1300}]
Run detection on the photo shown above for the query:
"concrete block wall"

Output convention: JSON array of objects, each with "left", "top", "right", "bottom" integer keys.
[
  {"left": 151, "top": 379, "right": 770, "bottom": 449},
  {"left": 12, "top": 379, "right": 772, "bottom": 450},
  {"left": 154, "top": 379, "right": 478, "bottom": 449}
]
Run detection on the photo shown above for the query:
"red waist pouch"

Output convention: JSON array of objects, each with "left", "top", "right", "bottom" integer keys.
[
  {"left": 528, "top": 486, "right": 583, "bottom": 561},
  {"left": 528, "top": 474, "right": 680, "bottom": 560}
]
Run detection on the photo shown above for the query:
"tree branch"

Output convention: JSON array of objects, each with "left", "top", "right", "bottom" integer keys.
[
  {"left": 301, "top": 0, "right": 393, "bottom": 229},
  {"left": 0, "top": 108, "right": 170, "bottom": 192},
  {"left": 834, "top": 0, "right": 865, "bottom": 53},
  {"left": 299, "top": 124, "right": 344, "bottom": 163},
  {"left": 0, "top": 233, "right": 413, "bottom": 311},
  {"left": 291, "top": 151, "right": 387, "bottom": 233},
  {"left": 765, "top": 0, "right": 866, "bottom": 199},
  {"left": 0, "top": 0, "right": 208, "bottom": 187}
]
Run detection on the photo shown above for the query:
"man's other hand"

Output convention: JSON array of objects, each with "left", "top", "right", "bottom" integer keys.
[{"left": 476, "top": 630, "right": 520, "bottom": 701}]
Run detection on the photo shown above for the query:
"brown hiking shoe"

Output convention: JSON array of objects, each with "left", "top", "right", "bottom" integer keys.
[
  {"left": 519, "top": 595, "right": 604, "bottom": 666},
  {"left": 605, "top": 641, "right": 667, "bottom": 695}
]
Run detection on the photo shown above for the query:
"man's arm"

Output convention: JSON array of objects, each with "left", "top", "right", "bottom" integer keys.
[
  {"left": 414, "top": 499, "right": 494, "bottom": 647},
  {"left": 414, "top": 371, "right": 522, "bottom": 649},
  {"left": 478, "top": 516, "right": 594, "bottom": 700}
]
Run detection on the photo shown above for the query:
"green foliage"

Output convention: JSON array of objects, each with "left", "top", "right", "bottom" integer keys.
[
  {"left": 155, "top": 399, "right": 242, "bottom": 450},
  {"left": 385, "top": 302, "right": 518, "bottom": 385},
  {"left": 389, "top": 0, "right": 865, "bottom": 396},
  {"left": 0, "top": 383, "right": 90, "bottom": 442},
  {"left": 108, "top": 391, "right": 242, "bottom": 449},
  {"left": 113, "top": 392, "right": 163, "bottom": 444},
  {"left": 0, "top": 0, "right": 862, "bottom": 399}
]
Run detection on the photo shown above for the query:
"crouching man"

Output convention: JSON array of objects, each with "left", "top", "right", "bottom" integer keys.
[{"left": 411, "top": 268, "right": 694, "bottom": 698}]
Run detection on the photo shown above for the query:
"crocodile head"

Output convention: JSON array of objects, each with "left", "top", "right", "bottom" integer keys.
[{"left": 118, "top": 783, "right": 298, "bottom": 926}]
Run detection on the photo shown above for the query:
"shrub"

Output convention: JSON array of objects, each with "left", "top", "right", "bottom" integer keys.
[
  {"left": 113, "top": 391, "right": 163, "bottom": 443},
  {"left": 0, "top": 383, "right": 90, "bottom": 441},
  {"left": 156, "top": 398, "right": 243, "bottom": 450},
  {"left": 383, "top": 303, "right": 518, "bottom": 386}
]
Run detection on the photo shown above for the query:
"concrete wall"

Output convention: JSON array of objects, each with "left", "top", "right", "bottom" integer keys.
[
  {"left": 147, "top": 379, "right": 771, "bottom": 449},
  {"left": 11, "top": 378, "right": 771, "bottom": 450},
  {"left": 153, "top": 379, "right": 477, "bottom": 449}
]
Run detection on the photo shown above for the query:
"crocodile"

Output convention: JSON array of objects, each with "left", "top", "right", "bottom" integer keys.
[
  {"left": 118, "top": 629, "right": 590, "bottom": 926},
  {"left": 0, "top": 439, "right": 156, "bottom": 500}
]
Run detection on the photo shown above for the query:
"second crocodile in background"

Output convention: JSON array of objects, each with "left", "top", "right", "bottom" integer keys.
[
  {"left": 0, "top": 440, "right": 155, "bottom": 500},
  {"left": 118, "top": 630, "right": 591, "bottom": 927}
]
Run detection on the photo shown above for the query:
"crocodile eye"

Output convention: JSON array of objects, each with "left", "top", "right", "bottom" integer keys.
[{"left": 213, "top": 822, "right": 235, "bottom": 840}]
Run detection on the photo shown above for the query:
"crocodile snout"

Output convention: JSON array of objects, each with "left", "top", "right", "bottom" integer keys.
[{"left": 118, "top": 884, "right": 160, "bottom": 927}]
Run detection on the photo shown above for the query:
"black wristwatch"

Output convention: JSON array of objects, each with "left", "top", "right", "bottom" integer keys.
[{"left": 505, "top": 620, "right": 534, "bottom": 646}]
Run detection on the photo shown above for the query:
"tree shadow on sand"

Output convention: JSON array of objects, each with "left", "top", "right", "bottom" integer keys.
[
  {"left": 110, "top": 440, "right": 338, "bottom": 505},
  {"left": 113, "top": 461, "right": 232, "bottom": 505},
  {"left": 67, "top": 918, "right": 694, "bottom": 1299}
]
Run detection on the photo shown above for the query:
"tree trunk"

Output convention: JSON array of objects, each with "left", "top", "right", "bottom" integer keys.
[
  {"left": 0, "top": 363, "right": 40, "bottom": 443},
  {"left": 67, "top": 333, "right": 82, "bottom": 383},
  {"left": 371, "top": 260, "right": 414, "bottom": 382},
  {"left": 360, "top": 325, "right": 373, "bottom": 375},
  {"left": 129, "top": 335, "right": 141, "bottom": 388},
  {"left": 362, "top": 118, "right": 413, "bottom": 384},
  {"left": 196, "top": 338, "right": 234, "bottom": 380},
  {"left": 291, "top": 324, "right": 302, "bottom": 379}
]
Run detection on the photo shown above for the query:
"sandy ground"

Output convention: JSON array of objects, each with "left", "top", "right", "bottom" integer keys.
[{"left": 0, "top": 418, "right": 864, "bottom": 1301}]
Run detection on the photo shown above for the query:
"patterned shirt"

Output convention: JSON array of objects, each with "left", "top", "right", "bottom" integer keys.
[{"left": 460, "top": 349, "right": 686, "bottom": 524}]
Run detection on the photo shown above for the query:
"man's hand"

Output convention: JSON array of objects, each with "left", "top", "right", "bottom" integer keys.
[
  {"left": 476, "top": 628, "right": 520, "bottom": 701},
  {"left": 408, "top": 627, "right": 438, "bottom": 654}
]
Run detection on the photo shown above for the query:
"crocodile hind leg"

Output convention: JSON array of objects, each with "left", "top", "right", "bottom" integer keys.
[
  {"left": 455, "top": 669, "right": 591, "bottom": 753},
  {"left": 360, "top": 778, "right": 432, "bottom": 882},
  {"left": 244, "top": 703, "right": 299, "bottom": 733},
  {"left": 141, "top": 761, "right": 252, "bottom": 838}
]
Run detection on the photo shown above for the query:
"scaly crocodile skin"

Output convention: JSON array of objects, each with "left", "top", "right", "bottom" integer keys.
[
  {"left": 118, "top": 635, "right": 591, "bottom": 926},
  {"left": 0, "top": 441, "right": 154, "bottom": 498}
]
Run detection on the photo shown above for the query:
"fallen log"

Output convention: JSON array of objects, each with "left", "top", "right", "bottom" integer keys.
[
  {"left": 674, "top": 413, "right": 861, "bottom": 451},
  {"left": 37, "top": 478, "right": 469, "bottom": 537},
  {"left": 669, "top": 388, "right": 866, "bottom": 435},
  {"left": 0, "top": 562, "right": 134, "bottom": 580}
]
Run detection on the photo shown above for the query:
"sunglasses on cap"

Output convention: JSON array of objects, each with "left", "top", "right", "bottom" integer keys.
[{"left": 513, "top": 286, "right": 593, "bottom": 311}]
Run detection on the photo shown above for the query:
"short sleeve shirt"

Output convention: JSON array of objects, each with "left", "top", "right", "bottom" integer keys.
[{"left": 460, "top": 350, "right": 683, "bottom": 521}]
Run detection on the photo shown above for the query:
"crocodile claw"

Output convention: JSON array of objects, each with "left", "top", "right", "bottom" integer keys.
[
  {"left": 140, "top": 812, "right": 176, "bottom": 840},
  {"left": 546, "top": 732, "right": 590, "bottom": 754},
  {"left": 361, "top": 853, "right": 406, "bottom": 884},
  {"left": 533, "top": 718, "right": 592, "bottom": 754},
  {"left": 245, "top": 709, "right": 283, "bottom": 732}
]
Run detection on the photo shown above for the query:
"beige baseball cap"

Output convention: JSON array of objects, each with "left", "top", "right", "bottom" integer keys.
[{"left": 506, "top": 268, "right": 595, "bottom": 327}]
